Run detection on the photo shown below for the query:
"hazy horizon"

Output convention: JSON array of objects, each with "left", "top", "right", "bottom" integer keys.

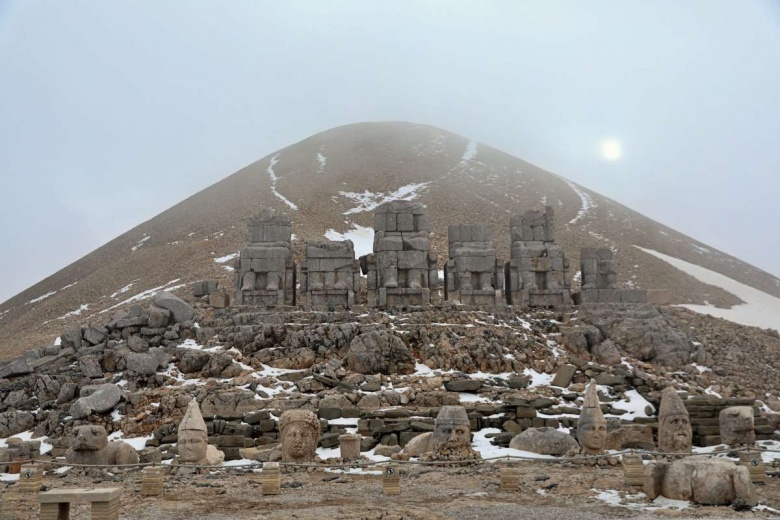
[{"left": 1, "top": 1, "right": 779, "bottom": 304}]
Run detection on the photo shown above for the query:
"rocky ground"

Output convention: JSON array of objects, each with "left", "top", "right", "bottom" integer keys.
[{"left": 2, "top": 461, "right": 779, "bottom": 519}]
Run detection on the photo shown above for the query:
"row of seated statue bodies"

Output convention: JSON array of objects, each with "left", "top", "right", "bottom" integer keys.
[
  {"left": 63, "top": 385, "right": 759, "bottom": 507},
  {"left": 234, "top": 203, "right": 646, "bottom": 308}
]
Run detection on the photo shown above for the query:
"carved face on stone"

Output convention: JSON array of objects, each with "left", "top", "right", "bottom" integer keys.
[
  {"left": 72, "top": 425, "right": 108, "bottom": 451},
  {"left": 658, "top": 388, "right": 692, "bottom": 453},
  {"left": 279, "top": 410, "right": 320, "bottom": 463},
  {"left": 578, "top": 422, "right": 607, "bottom": 452},
  {"left": 432, "top": 406, "right": 471, "bottom": 454},
  {"left": 178, "top": 430, "right": 208, "bottom": 463},
  {"left": 720, "top": 406, "right": 756, "bottom": 446},
  {"left": 577, "top": 381, "right": 607, "bottom": 454}
]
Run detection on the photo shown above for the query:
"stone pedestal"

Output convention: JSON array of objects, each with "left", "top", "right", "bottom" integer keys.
[
  {"left": 572, "top": 247, "right": 648, "bottom": 304},
  {"left": 141, "top": 466, "right": 164, "bottom": 496},
  {"left": 622, "top": 454, "right": 645, "bottom": 486},
  {"left": 18, "top": 464, "right": 43, "bottom": 492},
  {"left": 338, "top": 434, "right": 362, "bottom": 461},
  {"left": 262, "top": 462, "right": 281, "bottom": 495},
  {"left": 383, "top": 465, "right": 400, "bottom": 495},
  {"left": 500, "top": 464, "right": 519, "bottom": 491},
  {"left": 505, "top": 207, "right": 571, "bottom": 307},
  {"left": 739, "top": 452, "right": 766, "bottom": 484}
]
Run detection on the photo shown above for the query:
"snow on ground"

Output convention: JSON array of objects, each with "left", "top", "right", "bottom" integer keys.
[
  {"left": 635, "top": 246, "right": 780, "bottom": 331},
  {"left": 103, "top": 279, "right": 184, "bottom": 313},
  {"left": 214, "top": 252, "right": 238, "bottom": 264},
  {"left": 324, "top": 224, "right": 374, "bottom": 258},
  {"left": 131, "top": 235, "right": 150, "bottom": 252},
  {"left": 0, "top": 430, "right": 52, "bottom": 454},
  {"left": 606, "top": 389, "right": 654, "bottom": 419},
  {"left": 316, "top": 151, "right": 327, "bottom": 173},
  {"left": 524, "top": 368, "right": 554, "bottom": 388},
  {"left": 58, "top": 304, "right": 89, "bottom": 319},
  {"left": 339, "top": 182, "right": 430, "bottom": 215},
  {"left": 27, "top": 290, "right": 57, "bottom": 304},
  {"left": 107, "top": 431, "right": 154, "bottom": 451},
  {"left": 460, "top": 140, "right": 478, "bottom": 164},
  {"left": 592, "top": 489, "right": 691, "bottom": 511},
  {"left": 110, "top": 283, "right": 136, "bottom": 298},
  {"left": 266, "top": 153, "right": 299, "bottom": 211},
  {"left": 472, "top": 428, "right": 555, "bottom": 460},
  {"left": 561, "top": 178, "right": 595, "bottom": 225}
]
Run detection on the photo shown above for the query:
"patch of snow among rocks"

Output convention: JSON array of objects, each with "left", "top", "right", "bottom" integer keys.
[
  {"left": 103, "top": 279, "right": 183, "bottom": 312},
  {"left": 592, "top": 489, "right": 691, "bottom": 510},
  {"left": 131, "top": 235, "right": 150, "bottom": 252},
  {"left": 472, "top": 428, "right": 555, "bottom": 460},
  {"left": 316, "top": 152, "right": 327, "bottom": 173},
  {"left": 214, "top": 252, "right": 238, "bottom": 264},
  {"left": 58, "top": 304, "right": 89, "bottom": 319},
  {"left": 523, "top": 368, "right": 554, "bottom": 388},
  {"left": 339, "top": 182, "right": 430, "bottom": 215},
  {"left": 561, "top": 178, "right": 595, "bottom": 225},
  {"left": 324, "top": 224, "right": 374, "bottom": 258},
  {"left": 636, "top": 246, "right": 780, "bottom": 332},
  {"left": 607, "top": 389, "right": 654, "bottom": 419},
  {"left": 460, "top": 140, "right": 478, "bottom": 164}
]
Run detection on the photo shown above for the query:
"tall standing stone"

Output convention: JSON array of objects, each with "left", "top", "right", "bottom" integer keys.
[
  {"left": 234, "top": 208, "right": 296, "bottom": 306},
  {"left": 505, "top": 207, "right": 571, "bottom": 307},
  {"left": 360, "top": 201, "right": 439, "bottom": 307},
  {"left": 573, "top": 247, "right": 648, "bottom": 304},
  {"left": 444, "top": 224, "right": 503, "bottom": 305}
]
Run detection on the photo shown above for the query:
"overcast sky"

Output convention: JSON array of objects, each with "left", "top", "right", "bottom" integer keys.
[{"left": 1, "top": 1, "right": 779, "bottom": 304}]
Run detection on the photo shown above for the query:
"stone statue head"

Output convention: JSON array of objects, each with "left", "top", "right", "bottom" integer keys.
[
  {"left": 72, "top": 425, "right": 108, "bottom": 452},
  {"left": 720, "top": 406, "right": 756, "bottom": 446},
  {"left": 658, "top": 387, "right": 692, "bottom": 453},
  {"left": 577, "top": 381, "right": 607, "bottom": 454},
  {"left": 178, "top": 399, "right": 208, "bottom": 463},
  {"left": 279, "top": 410, "right": 320, "bottom": 463},
  {"left": 432, "top": 406, "right": 471, "bottom": 453}
]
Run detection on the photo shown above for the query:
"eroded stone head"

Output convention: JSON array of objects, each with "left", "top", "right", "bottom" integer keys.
[
  {"left": 720, "top": 406, "right": 755, "bottom": 446},
  {"left": 71, "top": 425, "right": 108, "bottom": 451},
  {"left": 577, "top": 381, "right": 607, "bottom": 454},
  {"left": 178, "top": 399, "right": 208, "bottom": 463},
  {"left": 658, "top": 387, "right": 692, "bottom": 453},
  {"left": 279, "top": 409, "right": 320, "bottom": 463},
  {"left": 432, "top": 406, "right": 471, "bottom": 453}
]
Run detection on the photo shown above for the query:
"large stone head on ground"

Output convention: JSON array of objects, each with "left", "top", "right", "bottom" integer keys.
[
  {"left": 178, "top": 399, "right": 209, "bottom": 463},
  {"left": 432, "top": 406, "right": 472, "bottom": 454},
  {"left": 577, "top": 381, "right": 607, "bottom": 455},
  {"left": 279, "top": 409, "right": 320, "bottom": 463},
  {"left": 644, "top": 458, "right": 756, "bottom": 507},
  {"left": 719, "top": 406, "right": 755, "bottom": 446},
  {"left": 658, "top": 387, "right": 692, "bottom": 453},
  {"left": 65, "top": 425, "right": 110, "bottom": 466}
]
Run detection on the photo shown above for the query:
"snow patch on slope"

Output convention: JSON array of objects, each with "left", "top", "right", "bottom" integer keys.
[
  {"left": 266, "top": 154, "right": 299, "bottom": 211},
  {"left": 316, "top": 150, "right": 327, "bottom": 173},
  {"left": 131, "top": 235, "right": 150, "bottom": 252},
  {"left": 460, "top": 140, "right": 478, "bottom": 164},
  {"left": 339, "top": 183, "right": 430, "bottom": 215},
  {"left": 562, "top": 179, "right": 595, "bottom": 225},
  {"left": 635, "top": 246, "right": 780, "bottom": 331},
  {"left": 325, "top": 225, "right": 374, "bottom": 258}
]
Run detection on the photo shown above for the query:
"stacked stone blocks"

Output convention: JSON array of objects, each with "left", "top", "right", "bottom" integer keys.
[
  {"left": 445, "top": 224, "right": 504, "bottom": 305},
  {"left": 361, "top": 201, "right": 439, "bottom": 307},
  {"left": 234, "top": 209, "right": 296, "bottom": 306},
  {"left": 574, "top": 247, "right": 648, "bottom": 304},
  {"left": 300, "top": 241, "right": 360, "bottom": 307},
  {"left": 505, "top": 206, "right": 572, "bottom": 307}
]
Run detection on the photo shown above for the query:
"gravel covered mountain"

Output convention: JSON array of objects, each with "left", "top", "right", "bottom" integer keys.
[{"left": 1, "top": 121, "right": 778, "bottom": 358}]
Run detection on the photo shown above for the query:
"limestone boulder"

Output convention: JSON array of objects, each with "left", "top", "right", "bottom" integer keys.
[
  {"left": 346, "top": 330, "right": 414, "bottom": 375},
  {"left": 719, "top": 406, "right": 756, "bottom": 445},
  {"left": 108, "top": 441, "right": 140, "bottom": 466},
  {"left": 153, "top": 291, "right": 195, "bottom": 323},
  {"left": 0, "top": 411, "right": 35, "bottom": 437},
  {"left": 644, "top": 458, "right": 756, "bottom": 507},
  {"left": 402, "top": 431, "right": 433, "bottom": 456},
  {"left": 200, "top": 389, "right": 264, "bottom": 419},
  {"left": 509, "top": 427, "right": 578, "bottom": 455},
  {"left": 125, "top": 352, "right": 162, "bottom": 376},
  {"left": 177, "top": 349, "right": 212, "bottom": 374},
  {"left": 205, "top": 445, "right": 225, "bottom": 465},
  {"left": 69, "top": 383, "right": 122, "bottom": 419},
  {"left": 605, "top": 424, "right": 654, "bottom": 451}
]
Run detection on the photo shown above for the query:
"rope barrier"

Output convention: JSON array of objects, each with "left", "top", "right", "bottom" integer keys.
[{"left": 11, "top": 444, "right": 778, "bottom": 471}]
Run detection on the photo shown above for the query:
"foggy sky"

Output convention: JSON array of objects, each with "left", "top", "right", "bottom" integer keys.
[{"left": 1, "top": 0, "right": 779, "bottom": 304}]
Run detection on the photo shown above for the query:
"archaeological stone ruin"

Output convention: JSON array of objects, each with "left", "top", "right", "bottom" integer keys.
[
  {"left": 300, "top": 240, "right": 360, "bottom": 307},
  {"left": 360, "top": 201, "right": 440, "bottom": 307},
  {"left": 444, "top": 225, "right": 504, "bottom": 305},
  {"left": 234, "top": 208, "right": 296, "bottom": 306},
  {"left": 572, "top": 247, "right": 648, "bottom": 304},
  {"left": 505, "top": 207, "right": 572, "bottom": 307}
]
